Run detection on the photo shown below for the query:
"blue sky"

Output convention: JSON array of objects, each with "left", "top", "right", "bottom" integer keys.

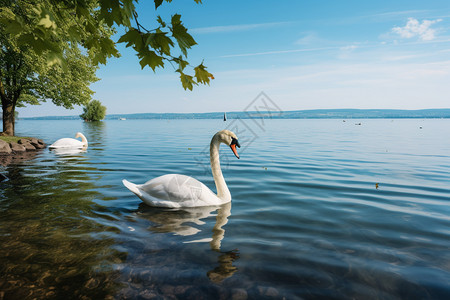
[{"left": 19, "top": 0, "right": 450, "bottom": 117}]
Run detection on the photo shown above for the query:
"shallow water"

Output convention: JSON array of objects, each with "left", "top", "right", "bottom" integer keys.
[{"left": 1, "top": 118, "right": 449, "bottom": 299}]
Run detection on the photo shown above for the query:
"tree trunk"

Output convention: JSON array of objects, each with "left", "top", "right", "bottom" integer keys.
[{"left": 2, "top": 102, "right": 15, "bottom": 136}]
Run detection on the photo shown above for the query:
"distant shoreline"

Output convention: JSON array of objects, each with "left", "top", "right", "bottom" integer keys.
[{"left": 18, "top": 108, "right": 450, "bottom": 120}]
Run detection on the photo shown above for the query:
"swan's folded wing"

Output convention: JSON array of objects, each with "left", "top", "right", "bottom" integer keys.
[
  {"left": 137, "top": 174, "right": 217, "bottom": 207},
  {"left": 49, "top": 138, "right": 84, "bottom": 149},
  {"left": 139, "top": 174, "right": 200, "bottom": 200}
]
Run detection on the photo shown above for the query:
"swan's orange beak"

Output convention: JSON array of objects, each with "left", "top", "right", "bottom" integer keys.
[
  {"left": 230, "top": 144, "right": 239, "bottom": 159},
  {"left": 230, "top": 138, "right": 240, "bottom": 159}
]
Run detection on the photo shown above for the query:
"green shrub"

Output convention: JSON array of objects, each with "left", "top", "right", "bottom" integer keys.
[{"left": 80, "top": 100, "right": 106, "bottom": 122}]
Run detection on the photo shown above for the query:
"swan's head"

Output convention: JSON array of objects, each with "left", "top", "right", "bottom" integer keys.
[
  {"left": 75, "top": 132, "right": 88, "bottom": 147},
  {"left": 216, "top": 130, "right": 241, "bottom": 159}
]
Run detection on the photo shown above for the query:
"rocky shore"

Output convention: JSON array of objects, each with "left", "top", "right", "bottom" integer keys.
[
  {"left": 0, "top": 138, "right": 46, "bottom": 174},
  {"left": 0, "top": 138, "right": 46, "bottom": 155}
]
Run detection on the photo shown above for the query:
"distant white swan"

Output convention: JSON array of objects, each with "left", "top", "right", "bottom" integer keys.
[
  {"left": 49, "top": 132, "right": 88, "bottom": 149},
  {"left": 122, "top": 130, "right": 241, "bottom": 208}
]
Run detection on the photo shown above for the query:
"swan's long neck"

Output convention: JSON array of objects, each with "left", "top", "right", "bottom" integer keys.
[
  {"left": 210, "top": 136, "right": 231, "bottom": 202},
  {"left": 79, "top": 134, "right": 88, "bottom": 147}
]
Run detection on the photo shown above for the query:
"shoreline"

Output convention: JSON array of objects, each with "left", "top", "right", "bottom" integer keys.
[{"left": 0, "top": 137, "right": 46, "bottom": 165}]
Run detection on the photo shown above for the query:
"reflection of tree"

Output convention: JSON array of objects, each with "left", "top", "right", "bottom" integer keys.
[
  {"left": 0, "top": 155, "right": 124, "bottom": 298},
  {"left": 134, "top": 202, "right": 239, "bottom": 283},
  {"left": 207, "top": 249, "right": 240, "bottom": 283},
  {"left": 82, "top": 121, "right": 106, "bottom": 148}
]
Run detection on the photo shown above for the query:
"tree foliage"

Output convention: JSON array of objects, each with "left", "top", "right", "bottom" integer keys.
[
  {"left": 80, "top": 100, "right": 106, "bottom": 121},
  {"left": 0, "top": 0, "right": 101, "bottom": 135},
  {"left": 1, "top": 0, "right": 213, "bottom": 90},
  {"left": 0, "top": 0, "right": 212, "bottom": 135}
]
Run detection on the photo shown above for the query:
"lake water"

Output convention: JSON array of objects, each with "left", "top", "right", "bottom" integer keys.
[{"left": 1, "top": 118, "right": 450, "bottom": 299}]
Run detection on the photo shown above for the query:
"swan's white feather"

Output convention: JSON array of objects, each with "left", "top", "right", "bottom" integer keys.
[
  {"left": 49, "top": 133, "right": 88, "bottom": 149},
  {"left": 123, "top": 174, "right": 221, "bottom": 208},
  {"left": 49, "top": 138, "right": 84, "bottom": 149}
]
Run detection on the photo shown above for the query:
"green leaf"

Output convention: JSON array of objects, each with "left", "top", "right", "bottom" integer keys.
[
  {"left": 173, "top": 55, "right": 189, "bottom": 71},
  {"left": 92, "top": 38, "right": 119, "bottom": 65},
  {"left": 156, "top": 16, "right": 166, "bottom": 27},
  {"left": 4, "top": 19, "right": 24, "bottom": 35},
  {"left": 146, "top": 30, "right": 174, "bottom": 55},
  {"left": 121, "top": 0, "right": 136, "bottom": 20},
  {"left": 117, "top": 28, "right": 142, "bottom": 49},
  {"left": 139, "top": 50, "right": 164, "bottom": 71},
  {"left": 99, "top": 0, "right": 127, "bottom": 27},
  {"left": 170, "top": 14, "right": 197, "bottom": 57},
  {"left": 154, "top": 0, "right": 164, "bottom": 9},
  {"left": 194, "top": 63, "right": 213, "bottom": 85},
  {"left": 99, "top": 37, "right": 119, "bottom": 57},
  {"left": 68, "top": 25, "right": 82, "bottom": 41},
  {"left": 37, "top": 13, "right": 56, "bottom": 30},
  {"left": 46, "top": 51, "right": 64, "bottom": 68},
  {"left": 177, "top": 70, "right": 197, "bottom": 91}
]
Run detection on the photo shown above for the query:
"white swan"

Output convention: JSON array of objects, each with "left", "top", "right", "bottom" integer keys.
[
  {"left": 122, "top": 130, "right": 241, "bottom": 208},
  {"left": 49, "top": 132, "right": 88, "bottom": 149}
]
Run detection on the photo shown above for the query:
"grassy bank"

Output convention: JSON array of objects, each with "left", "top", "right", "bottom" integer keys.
[{"left": 0, "top": 136, "right": 32, "bottom": 143}]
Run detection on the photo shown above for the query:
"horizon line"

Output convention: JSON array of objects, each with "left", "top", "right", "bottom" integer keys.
[{"left": 18, "top": 108, "right": 450, "bottom": 119}]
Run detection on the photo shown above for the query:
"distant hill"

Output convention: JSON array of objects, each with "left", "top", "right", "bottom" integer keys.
[{"left": 22, "top": 108, "right": 450, "bottom": 120}]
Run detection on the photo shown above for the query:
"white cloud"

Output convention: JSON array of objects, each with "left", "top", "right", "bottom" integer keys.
[
  {"left": 340, "top": 45, "right": 358, "bottom": 51},
  {"left": 392, "top": 18, "right": 442, "bottom": 41}
]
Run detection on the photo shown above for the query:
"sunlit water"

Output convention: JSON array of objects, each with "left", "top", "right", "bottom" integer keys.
[{"left": 1, "top": 119, "right": 449, "bottom": 299}]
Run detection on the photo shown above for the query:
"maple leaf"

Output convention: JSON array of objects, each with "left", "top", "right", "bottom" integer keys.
[
  {"left": 194, "top": 63, "right": 213, "bottom": 85},
  {"left": 177, "top": 70, "right": 198, "bottom": 91},
  {"left": 139, "top": 50, "right": 164, "bottom": 71},
  {"left": 170, "top": 14, "right": 197, "bottom": 57}
]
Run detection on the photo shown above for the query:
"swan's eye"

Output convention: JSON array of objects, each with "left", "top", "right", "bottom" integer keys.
[{"left": 231, "top": 137, "right": 240, "bottom": 148}]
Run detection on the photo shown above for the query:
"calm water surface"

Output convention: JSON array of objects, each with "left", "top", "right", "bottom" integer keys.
[{"left": 1, "top": 119, "right": 449, "bottom": 299}]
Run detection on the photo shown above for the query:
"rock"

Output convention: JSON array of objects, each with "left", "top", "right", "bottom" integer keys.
[
  {"left": 160, "top": 285, "right": 175, "bottom": 295},
  {"left": 231, "top": 288, "right": 248, "bottom": 300},
  {"left": 9, "top": 142, "right": 26, "bottom": 152},
  {"left": 30, "top": 138, "right": 46, "bottom": 149},
  {"left": 265, "top": 287, "right": 279, "bottom": 297},
  {"left": 174, "top": 285, "right": 190, "bottom": 295},
  {"left": 0, "top": 140, "right": 12, "bottom": 154},
  {"left": 139, "top": 290, "right": 158, "bottom": 299},
  {"left": 22, "top": 142, "right": 36, "bottom": 151},
  {"left": 30, "top": 141, "right": 44, "bottom": 149},
  {"left": 12, "top": 138, "right": 42, "bottom": 150}
]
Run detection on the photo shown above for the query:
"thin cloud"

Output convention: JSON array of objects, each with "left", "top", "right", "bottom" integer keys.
[
  {"left": 392, "top": 18, "right": 442, "bottom": 41},
  {"left": 190, "top": 22, "right": 291, "bottom": 34},
  {"left": 295, "top": 32, "right": 324, "bottom": 45},
  {"left": 371, "top": 10, "right": 431, "bottom": 19},
  {"left": 220, "top": 47, "right": 338, "bottom": 58}
]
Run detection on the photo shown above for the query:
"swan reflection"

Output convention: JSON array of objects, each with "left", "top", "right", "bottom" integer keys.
[
  {"left": 134, "top": 202, "right": 239, "bottom": 282},
  {"left": 50, "top": 146, "right": 87, "bottom": 156}
]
